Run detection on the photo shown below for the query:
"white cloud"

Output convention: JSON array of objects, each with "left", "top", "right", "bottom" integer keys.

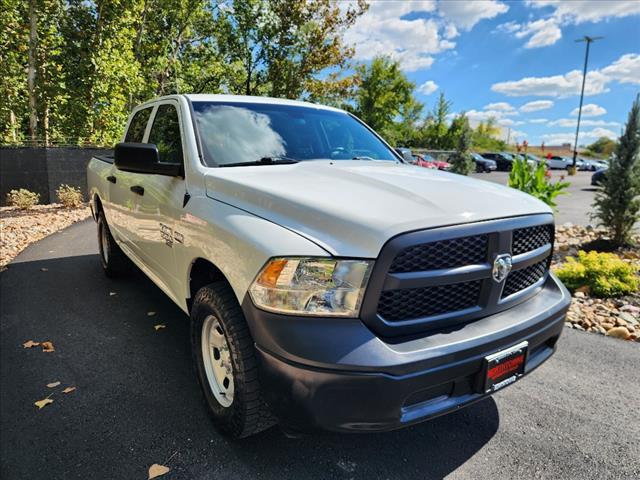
[
  {"left": 601, "top": 54, "right": 640, "bottom": 85},
  {"left": 513, "top": 18, "right": 562, "bottom": 48},
  {"left": 344, "top": 1, "right": 454, "bottom": 72},
  {"left": 443, "top": 23, "right": 459, "bottom": 39},
  {"left": 520, "top": 100, "right": 554, "bottom": 112},
  {"left": 438, "top": 1, "right": 509, "bottom": 30},
  {"left": 484, "top": 102, "right": 516, "bottom": 112},
  {"left": 492, "top": 68, "right": 610, "bottom": 98},
  {"left": 540, "top": 127, "right": 618, "bottom": 145},
  {"left": 529, "top": 118, "right": 549, "bottom": 124},
  {"left": 418, "top": 80, "right": 439, "bottom": 95},
  {"left": 527, "top": 0, "right": 640, "bottom": 24},
  {"left": 571, "top": 103, "right": 606, "bottom": 117},
  {"left": 548, "top": 118, "right": 620, "bottom": 128}
]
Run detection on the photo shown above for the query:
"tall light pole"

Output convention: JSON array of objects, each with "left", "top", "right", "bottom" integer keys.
[{"left": 572, "top": 35, "right": 603, "bottom": 167}]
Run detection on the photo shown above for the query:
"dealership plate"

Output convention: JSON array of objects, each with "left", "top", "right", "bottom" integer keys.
[{"left": 483, "top": 341, "right": 528, "bottom": 394}]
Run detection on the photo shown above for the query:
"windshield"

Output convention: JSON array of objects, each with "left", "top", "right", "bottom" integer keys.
[{"left": 192, "top": 101, "right": 398, "bottom": 167}]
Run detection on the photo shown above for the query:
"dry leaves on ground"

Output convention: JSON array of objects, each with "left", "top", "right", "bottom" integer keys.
[
  {"left": 154, "top": 324, "right": 166, "bottom": 331},
  {"left": 34, "top": 397, "right": 54, "bottom": 409},
  {"left": 147, "top": 311, "right": 156, "bottom": 316},
  {"left": 62, "top": 386, "right": 76, "bottom": 394},
  {"left": 148, "top": 464, "right": 170, "bottom": 479},
  {"left": 23, "top": 340, "right": 40, "bottom": 348},
  {"left": 47, "top": 381, "right": 61, "bottom": 388},
  {"left": 0, "top": 204, "right": 91, "bottom": 267},
  {"left": 41, "top": 341, "right": 55, "bottom": 353}
]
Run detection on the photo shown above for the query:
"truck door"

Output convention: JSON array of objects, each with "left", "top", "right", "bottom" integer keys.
[
  {"left": 107, "top": 106, "right": 153, "bottom": 248},
  {"left": 128, "top": 101, "right": 187, "bottom": 295}
]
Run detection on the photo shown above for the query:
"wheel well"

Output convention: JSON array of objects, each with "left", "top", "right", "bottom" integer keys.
[
  {"left": 93, "top": 194, "right": 104, "bottom": 221},
  {"left": 188, "top": 258, "right": 228, "bottom": 310}
]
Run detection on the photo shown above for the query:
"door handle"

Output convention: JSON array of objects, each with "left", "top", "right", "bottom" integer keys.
[
  {"left": 130, "top": 185, "right": 144, "bottom": 196},
  {"left": 107, "top": 175, "right": 117, "bottom": 184}
]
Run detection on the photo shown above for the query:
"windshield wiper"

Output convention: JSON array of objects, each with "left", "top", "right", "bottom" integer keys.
[
  {"left": 220, "top": 156, "right": 300, "bottom": 167},
  {"left": 352, "top": 156, "right": 375, "bottom": 161}
]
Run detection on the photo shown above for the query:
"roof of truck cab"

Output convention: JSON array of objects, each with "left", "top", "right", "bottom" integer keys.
[{"left": 183, "top": 94, "right": 345, "bottom": 113}]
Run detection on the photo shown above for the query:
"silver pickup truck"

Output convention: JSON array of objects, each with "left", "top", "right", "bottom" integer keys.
[{"left": 87, "top": 94, "right": 571, "bottom": 438}]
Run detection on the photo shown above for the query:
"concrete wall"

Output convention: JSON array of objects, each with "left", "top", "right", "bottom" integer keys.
[{"left": 0, "top": 147, "right": 110, "bottom": 205}]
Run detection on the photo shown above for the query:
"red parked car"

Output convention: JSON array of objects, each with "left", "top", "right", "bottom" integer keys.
[{"left": 413, "top": 154, "right": 451, "bottom": 171}]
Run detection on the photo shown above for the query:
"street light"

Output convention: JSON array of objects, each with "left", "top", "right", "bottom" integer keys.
[{"left": 572, "top": 35, "right": 604, "bottom": 167}]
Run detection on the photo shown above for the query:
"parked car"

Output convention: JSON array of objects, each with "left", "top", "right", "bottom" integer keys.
[
  {"left": 591, "top": 168, "right": 608, "bottom": 186},
  {"left": 87, "top": 94, "right": 570, "bottom": 438},
  {"left": 471, "top": 152, "right": 497, "bottom": 172},
  {"left": 481, "top": 152, "right": 515, "bottom": 171},
  {"left": 431, "top": 157, "right": 452, "bottom": 171},
  {"left": 413, "top": 154, "right": 438, "bottom": 169},
  {"left": 579, "top": 158, "right": 607, "bottom": 171},
  {"left": 546, "top": 156, "right": 571, "bottom": 170}
]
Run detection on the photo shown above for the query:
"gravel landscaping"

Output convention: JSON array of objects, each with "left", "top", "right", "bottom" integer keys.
[
  {"left": 552, "top": 223, "right": 640, "bottom": 342},
  {"left": 0, "top": 204, "right": 91, "bottom": 269}
]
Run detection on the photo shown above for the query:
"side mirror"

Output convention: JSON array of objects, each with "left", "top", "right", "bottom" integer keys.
[{"left": 114, "top": 143, "right": 182, "bottom": 176}]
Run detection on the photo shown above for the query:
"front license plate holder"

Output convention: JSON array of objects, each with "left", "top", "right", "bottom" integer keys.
[{"left": 483, "top": 341, "right": 528, "bottom": 394}]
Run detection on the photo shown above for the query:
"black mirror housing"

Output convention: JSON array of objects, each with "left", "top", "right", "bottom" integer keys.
[{"left": 114, "top": 143, "right": 181, "bottom": 176}]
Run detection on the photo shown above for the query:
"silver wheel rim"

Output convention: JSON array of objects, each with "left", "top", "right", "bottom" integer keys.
[
  {"left": 201, "top": 315, "right": 234, "bottom": 407},
  {"left": 100, "top": 222, "right": 109, "bottom": 264}
]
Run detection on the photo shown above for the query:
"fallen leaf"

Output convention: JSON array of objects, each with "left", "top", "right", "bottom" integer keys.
[
  {"left": 148, "top": 464, "right": 170, "bottom": 479},
  {"left": 62, "top": 386, "right": 76, "bottom": 394},
  {"left": 109, "top": 292, "right": 117, "bottom": 296},
  {"left": 154, "top": 324, "right": 166, "bottom": 331},
  {"left": 575, "top": 285, "right": 590, "bottom": 295},
  {"left": 41, "top": 268, "right": 48, "bottom": 272},
  {"left": 23, "top": 340, "right": 40, "bottom": 348},
  {"left": 47, "top": 381, "right": 61, "bottom": 388},
  {"left": 41, "top": 341, "right": 55, "bottom": 353},
  {"left": 147, "top": 311, "right": 156, "bottom": 316},
  {"left": 34, "top": 397, "right": 54, "bottom": 409}
]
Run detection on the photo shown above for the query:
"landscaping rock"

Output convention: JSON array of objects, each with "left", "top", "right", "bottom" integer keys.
[{"left": 606, "top": 327, "right": 631, "bottom": 340}]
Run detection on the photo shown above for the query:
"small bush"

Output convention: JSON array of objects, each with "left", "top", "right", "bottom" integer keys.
[
  {"left": 555, "top": 250, "right": 639, "bottom": 297},
  {"left": 6, "top": 189, "right": 40, "bottom": 210},
  {"left": 56, "top": 184, "right": 84, "bottom": 208},
  {"left": 508, "top": 157, "right": 570, "bottom": 209}
]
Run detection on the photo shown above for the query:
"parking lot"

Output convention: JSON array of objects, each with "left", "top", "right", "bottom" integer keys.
[{"left": 470, "top": 171, "right": 598, "bottom": 227}]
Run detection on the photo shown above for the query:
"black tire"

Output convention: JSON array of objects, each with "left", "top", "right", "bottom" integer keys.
[
  {"left": 191, "top": 282, "right": 275, "bottom": 438},
  {"left": 97, "top": 211, "right": 132, "bottom": 277}
]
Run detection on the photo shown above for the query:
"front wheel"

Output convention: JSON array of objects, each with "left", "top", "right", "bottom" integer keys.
[{"left": 191, "top": 282, "right": 275, "bottom": 438}]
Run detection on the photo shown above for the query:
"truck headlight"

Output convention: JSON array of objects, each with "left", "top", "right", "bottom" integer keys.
[{"left": 249, "top": 258, "right": 373, "bottom": 317}]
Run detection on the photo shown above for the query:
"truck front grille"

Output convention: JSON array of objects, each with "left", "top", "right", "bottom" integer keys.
[
  {"left": 363, "top": 215, "right": 554, "bottom": 336},
  {"left": 378, "top": 281, "right": 482, "bottom": 322}
]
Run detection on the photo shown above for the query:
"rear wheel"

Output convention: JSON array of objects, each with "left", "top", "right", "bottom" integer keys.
[
  {"left": 97, "top": 212, "right": 131, "bottom": 277},
  {"left": 191, "top": 282, "right": 275, "bottom": 438}
]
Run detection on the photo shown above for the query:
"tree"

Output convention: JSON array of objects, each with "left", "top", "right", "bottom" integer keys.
[
  {"left": 592, "top": 96, "right": 640, "bottom": 246},
  {"left": 587, "top": 136, "right": 617, "bottom": 156},
  {"left": 418, "top": 92, "right": 452, "bottom": 149},
  {"left": 448, "top": 114, "right": 474, "bottom": 174},
  {"left": 352, "top": 56, "right": 417, "bottom": 139}
]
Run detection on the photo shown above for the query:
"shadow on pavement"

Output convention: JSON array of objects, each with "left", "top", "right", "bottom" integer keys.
[{"left": 1, "top": 253, "right": 499, "bottom": 479}]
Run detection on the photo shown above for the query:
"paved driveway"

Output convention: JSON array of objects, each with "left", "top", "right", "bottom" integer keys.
[
  {"left": 1, "top": 220, "right": 639, "bottom": 479},
  {"left": 471, "top": 171, "right": 598, "bottom": 227}
]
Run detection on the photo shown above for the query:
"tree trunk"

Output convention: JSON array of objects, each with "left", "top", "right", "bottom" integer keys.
[
  {"left": 27, "top": 0, "right": 38, "bottom": 144},
  {"left": 9, "top": 110, "right": 17, "bottom": 142}
]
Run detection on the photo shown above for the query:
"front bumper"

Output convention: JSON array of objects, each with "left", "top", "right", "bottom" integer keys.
[{"left": 242, "top": 273, "right": 571, "bottom": 433}]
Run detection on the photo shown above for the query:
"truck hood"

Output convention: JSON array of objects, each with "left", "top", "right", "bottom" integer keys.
[{"left": 204, "top": 160, "right": 552, "bottom": 257}]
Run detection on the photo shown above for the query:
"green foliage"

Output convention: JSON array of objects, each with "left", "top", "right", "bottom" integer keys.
[
  {"left": 555, "top": 250, "right": 639, "bottom": 298},
  {"left": 352, "top": 56, "right": 418, "bottom": 141},
  {"left": 7, "top": 189, "right": 40, "bottom": 209},
  {"left": 587, "top": 136, "right": 617, "bottom": 157},
  {"left": 56, "top": 184, "right": 83, "bottom": 208},
  {"left": 448, "top": 114, "right": 474, "bottom": 175},
  {"left": 592, "top": 96, "right": 640, "bottom": 246},
  {"left": 508, "top": 157, "right": 570, "bottom": 209},
  {"left": 472, "top": 117, "right": 506, "bottom": 151}
]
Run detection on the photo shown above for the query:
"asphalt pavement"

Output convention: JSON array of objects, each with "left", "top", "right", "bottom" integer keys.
[
  {"left": 471, "top": 170, "right": 599, "bottom": 227},
  {"left": 1, "top": 220, "right": 639, "bottom": 480}
]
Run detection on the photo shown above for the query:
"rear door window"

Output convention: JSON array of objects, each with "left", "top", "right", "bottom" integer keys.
[
  {"left": 124, "top": 108, "right": 152, "bottom": 143},
  {"left": 147, "top": 104, "right": 184, "bottom": 165}
]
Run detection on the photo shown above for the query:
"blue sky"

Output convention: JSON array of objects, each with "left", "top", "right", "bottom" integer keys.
[{"left": 344, "top": 0, "right": 640, "bottom": 146}]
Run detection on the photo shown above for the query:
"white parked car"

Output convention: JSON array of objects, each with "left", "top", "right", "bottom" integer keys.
[
  {"left": 87, "top": 94, "right": 570, "bottom": 438},
  {"left": 546, "top": 156, "right": 571, "bottom": 169}
]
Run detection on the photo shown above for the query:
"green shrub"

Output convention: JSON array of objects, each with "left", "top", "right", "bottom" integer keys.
[
  {"left": 56, "top": 184, "right": 84, "bottom": 208},
  {"left": 554, "top": 250, "right": 639, "bottom": 297},
  {"left": 508, "top": 157, "right": 570, "bottom": 209},
  {"left": 6, "top": 189, "right": 40, "bottom": 210}
]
